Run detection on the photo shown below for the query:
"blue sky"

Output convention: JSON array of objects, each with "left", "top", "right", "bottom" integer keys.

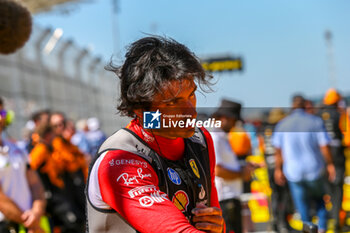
[{"left": 35, "top": 0, "right": 350, "bottom": 108}]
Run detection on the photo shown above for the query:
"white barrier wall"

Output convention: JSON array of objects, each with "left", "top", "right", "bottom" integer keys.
[{"left": 0, "top": 25, "right": 129, "bottom": 139}]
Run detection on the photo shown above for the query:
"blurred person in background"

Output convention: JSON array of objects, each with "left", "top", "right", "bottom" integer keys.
[
  {"left": 273, "top": 94, "right": 335, "bottom": 233},
  {"left": 49, "top": 112, "right": 87, "bottom": 231},
  {"left": 29, "top": 124, "right": 83, "bottom": 233},
  {"left": 242, "top": 122, "right": 258, "bottom": 155},
  {"left": 50, "top": 112, "right": 88, "bottom": 213},
  {"left": 317, "top": 88, "right": 346, "bottom": 232},
  {"left": 27, "top": 110, "right": 51, "bottom": 154},
  {"left": 75, "top": 119, "right": 88, "bottom": 133},
  {"left": 30, "top": 125, "right": 64, "bottom": 189},
  {"left": 16, "top": 121, "right": 35, "bottom": 155},
  {"left": 305, "top": 99, "right": 315, "bottom": 115},
  {"left": 85, "top": 117, "right": 106, "bottom": 157},
  {"left": 341, "top": 107, "right": 350, "bottom": 149},
  {"left": 0, "top": 97, "right": 46, "bottom": 233},
  {"left": 228, "top": 125, "right": 252, "bottom": 161},
  {"left": 63, "top": 119, "right": 91, "bottom": 163},
  {"left": 259, "top": 108, "right": 292, "bottom": 233},
  {"left": 211, "top": 99, "right": 256, "bottom": 233},
  {"left": 50, "top": 112, "right": 88, "bottom": 178},
  {"left": 227, "top": 102, "right": 251, "bottom": 161},
  {"left": 227, "top": 101, "right": 252, "bottom": 194}
]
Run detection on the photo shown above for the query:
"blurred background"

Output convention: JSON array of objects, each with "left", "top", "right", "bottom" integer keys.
[{"left": 1, "top": 0, "right": 350, "bottom": 138}]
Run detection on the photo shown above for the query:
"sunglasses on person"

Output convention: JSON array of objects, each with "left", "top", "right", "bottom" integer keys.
[
  {"left": 52, "top": 121, "right": 65, "bottom": 128},
  {"left": 0, "top": 110, "right": 6, "bottom": 118}
]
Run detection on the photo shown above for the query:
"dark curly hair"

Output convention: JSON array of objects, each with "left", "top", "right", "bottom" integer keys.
[
  {"left": 106, "top": 36, "right": 213, "bottom": 117},
  {"left": 0, "top": 0, "right": 32, "bottom": 54}
]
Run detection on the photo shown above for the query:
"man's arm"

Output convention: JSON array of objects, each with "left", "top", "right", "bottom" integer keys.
[
  {"left": 210, "top": 131, "right": 242, "bottom": 181},
  {"left": 274, "top": 148, "right": 286, "bottom": 186},
  {"left": 320, "top": 145, "right": 336, "bottom": 182},
  {"left": 272, "top": 130, "right": 286, "bottom": 186},
  {"left": 317, "top": 120, "right": 336, "bottom": 182},
  {"left": 98, "top": 151, "right": 204, "bottom": 233},
  {"left": 319, "top": 145, "right": 333, "bottom": 165},
  {"left": 22, "top": 168, "right": 46, "bottom": 229},
  {"left": 0, "top": 186, "right": 24, "bottom": 224},
  {"left": 215, "top": 164, "right": 241, "bottom": 180},
  {"left": 215, "top": 164, "right": 256, "bottom": 182}
]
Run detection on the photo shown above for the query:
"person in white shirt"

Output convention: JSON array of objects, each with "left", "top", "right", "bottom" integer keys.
[
  {"left": 0, "top": 97, "right": 46, "bottom": 233},
  {"left": 211, "top": 99, "right": 255, "bottom": 233}
]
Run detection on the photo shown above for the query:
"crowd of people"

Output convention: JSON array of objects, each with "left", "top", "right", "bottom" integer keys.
[
  {"left": 214, "top": 88, "right": 350, "bottom": 233},
  {"left": 0, "top": 100, "right": 106, "bottom": 233},
  {"left": 1, "top": 35, "right": 350, "bottom": 233}
]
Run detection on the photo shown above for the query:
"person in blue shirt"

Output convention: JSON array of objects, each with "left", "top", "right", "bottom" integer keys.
[
  {"left": 272, "top": 95, "right": 336, "bottom": 233},
  {"left": 85, "top": 117, "right": 106, "bottom": 157},
  {"left": 0, "top": 97, "right": 46, "bottom": 233}
]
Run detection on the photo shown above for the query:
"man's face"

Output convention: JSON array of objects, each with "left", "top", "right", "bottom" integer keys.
[
  {"left": 142, "top": 78, "right": 197, "bottom": 139},
  {"left": 39, "top": 113, "right": 50, "bottom": 127},
  {"left": 62, "top": 120, "right": 75, "bottom": 140},
  {"left": 220, "top": 116, "right": 236, "bottom": 133},
  {"left": 50, "top": 114, "right": 65, "bottom": 136}
]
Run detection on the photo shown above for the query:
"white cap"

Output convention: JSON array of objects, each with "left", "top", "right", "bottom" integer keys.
[
  {"left": 87, "top": 117, "right": 100, "bottom": 131},
  {"left": 25, "top": 120, "right": 35, "bottom": 131}
]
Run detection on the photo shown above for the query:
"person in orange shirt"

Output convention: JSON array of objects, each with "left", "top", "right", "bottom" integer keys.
[
  {"left": 30, "top": 125, "right": 64, "bottom": 189},
  {"left": 228, "top": 127, "right": 251, "bottom": 159},
  {"left": 29, "top": 124, "right": 85, "bottom": 233},
  {"left": 211, "top": 99, "right": 256, "bottom": 233},
  {"left": 227, "top": 102, "right": 252, "bottom": 193},
  {"left": 50, "top": 112, "right": 88, "bottom": 179},
  {"left": 318, "top": 88, "right": 347, "bottom": 231},
  {"left": 49, "top": 113, "right": 88, "bottom": 231},
  {"left": 340, "top": 107, "right": 350, "bottom": 147}
]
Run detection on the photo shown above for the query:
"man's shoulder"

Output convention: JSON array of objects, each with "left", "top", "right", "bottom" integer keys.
[
  {"left": 208, "top": 128, "right": 225, "bottom": 139},
  {"left": 88, "top": 148, "right": 158, "bottom": 203},
  {"left": 307, "top": 112, "right": 323, "bottom": 120},
  {"left": 91, "top": 150, "right": 152, "bottom": 182},
  {"left": 274, "top": 115, "right": 294, "bottom": 133},
  {"left": 100, "top": 149, "right": 150, "bottom": 167},
  {"left": 276, "top": 112, "right": 324, "bottom": 132},
  {"left": 304, "top": 113, "right": 324, "bottom": 127},
  {"left": 98, "top": 128, "right": 152, "bottom": 158},
  {"left": 92, "top": 128, "right": 156, "bottom": 171}
]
